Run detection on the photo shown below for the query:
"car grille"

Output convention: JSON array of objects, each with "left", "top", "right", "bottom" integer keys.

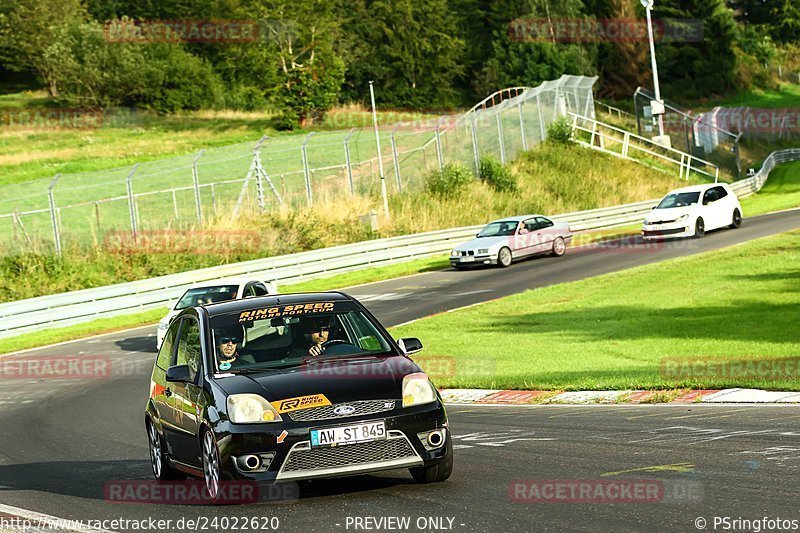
[
  {"left": 281, "top": 431, "right": 418, "bottom": 473},
  {"left": 647, "top": 219, "right": 675, "bottom": 225},
  {"left": 286, "top": 399, "right": 396, "bottom": 422},
  {"left": 458, "top": 250, "right": 475, "bottom": 256},
  {"left": 643, "top": 227, "right": 686, "bottom": 236}
]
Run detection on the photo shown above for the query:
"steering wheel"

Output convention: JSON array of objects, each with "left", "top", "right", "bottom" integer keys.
[
  {"left": 323, "top": 339, "right": 349, "bottom": 348},
  {"left": 320, "top": 339, "right": 357, "bottom": 356}
]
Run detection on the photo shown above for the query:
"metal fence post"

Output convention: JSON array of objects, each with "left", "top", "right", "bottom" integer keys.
[
  {"left": 470, "top": 116, "right": 481, "bottom": 176},
  {"left": 47, "top": 174, "right": 62, "bottom": 256},
  {"left": 233, "top": 135, "right": 267, "bottom": 219},
  {"left": 302, "top": 133, "right": 315, "bottom": 205},
  {"left": 535, "top": 93, "right": 545, "bottom": 141},
  {"left": 517, "top": 101, "right": 528, "bottom": 151},
  {"left": 390, "top": 124, "right": 402, "bottom": 193},
  {"left": 344, "top": 128, "right": 356, "bottom": 195},
  {"left": 126, "top": 164, "right": 138, "bottom": 238},
  {"left": 496, "top": 113, "right": 506, "bottom": 164},
  {"left": 192, "top": 149, "right": 204, "bottom": 223},
  {"left": 434, "top": 119, "right": 444, "bottom": 172}
]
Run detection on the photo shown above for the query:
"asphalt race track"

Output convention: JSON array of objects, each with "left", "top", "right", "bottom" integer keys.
[{"left": 0, "top": 208, "right": 799, "bottom": 532}]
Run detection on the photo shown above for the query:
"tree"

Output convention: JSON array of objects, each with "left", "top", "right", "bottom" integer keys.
[{"left": 0, "top": 0, "right": 87, "bottom": 96}]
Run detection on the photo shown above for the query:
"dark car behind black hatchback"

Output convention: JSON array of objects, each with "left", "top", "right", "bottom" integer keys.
[{"left": 145, "top": 291, "right": 452, "bottom": 500}]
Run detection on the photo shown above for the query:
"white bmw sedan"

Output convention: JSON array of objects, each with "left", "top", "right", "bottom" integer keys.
[
  {"left": 450, "top": 215, "right": 572, "bottom": 269},
  {"left": 642, "top": 183, "right": 742, "bottom": 240}
]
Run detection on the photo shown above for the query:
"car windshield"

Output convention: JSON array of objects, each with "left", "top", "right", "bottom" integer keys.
[
  {"left": 176, "top": 285, "right": 239, "bottom": 310},
  {"left": 209, "top": 300, "right": 394, "bottom": 373},
  {"left": 478, "top": 220, "right": 519, "bottom": 237},
  {"left": 657, "top": 192, "right": 700, "bottom": 209}
]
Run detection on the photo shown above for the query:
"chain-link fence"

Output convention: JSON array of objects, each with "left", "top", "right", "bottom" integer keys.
[
  {"left": 633, "top": 87, "right": 742, "bottom": 180},
  {"left": 0, "top": 75, "right": 598, "bottom": 256}
]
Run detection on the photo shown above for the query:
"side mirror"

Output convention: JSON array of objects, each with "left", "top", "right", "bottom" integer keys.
[
  {"left": 398, "top": 337, "right": 423, "bottom": 355},
  {"left": 651, "top": 206, "right": 657, "bottom": 210},
  {"left": 166, "top": 364, "right": 192, "bottom": 383},
  {"left": 476, "top": 232, "right": 481, "bottom": 237}
]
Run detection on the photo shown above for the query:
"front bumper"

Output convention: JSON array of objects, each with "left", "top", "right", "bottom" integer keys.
[
  {"left": 214, "top": 401, "right": 448, "bottom": 482},
  {"left": 450, "top": 254, "right": 494, "bottom": 267},
  {"left": 641, "top": 222, "right": 692, "bottom": 240}
]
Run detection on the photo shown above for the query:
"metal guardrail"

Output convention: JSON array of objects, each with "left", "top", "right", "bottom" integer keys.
[{"left": 0, "top": 148, "right": 796, "bottom": 340}]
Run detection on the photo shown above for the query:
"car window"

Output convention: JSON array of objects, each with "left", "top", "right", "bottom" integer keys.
[
  {"left": 156, "top": 321, "right": 178, "bottom": 370},
  {"left": 714, "top": 186, "right": 728, "bottom": 200},
  {"left": 535, "top": 217, "right": 554, "bottom": 229},
  {"left": 703, "top": 188, "right": 719, "bottom": 204},
  {"left": 175, "top": 318, "right": 202, "bottom": 380},
  {"left": 253, "top": 283, "right": 270, "bottom": 296},
  {"left": 175, "top": 285, "right": 239, "bottom": 310},
  {"left": 243, "top": 283, "right": 256, "bottom": 298},
  {"left": 523, "top": 220, "right": 538, "bottom": 232},
  {"left": 478, "top": 221, "right": 519, "bottom": 237}
]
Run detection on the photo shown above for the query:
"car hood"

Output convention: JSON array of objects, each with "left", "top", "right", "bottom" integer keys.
[
  {"left": 645, "top": 206, "right": 695, "bottom": 223},
  {"left": 213, "top": 355, "right": 421, "bottom": 403},
  {"left": 454, "top": 236, "right": 509, "bottom": 252}
]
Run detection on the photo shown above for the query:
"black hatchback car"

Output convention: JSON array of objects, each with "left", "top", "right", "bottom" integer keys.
[{"left": 145, "top": 292, "right": 452, "bottom": 500}]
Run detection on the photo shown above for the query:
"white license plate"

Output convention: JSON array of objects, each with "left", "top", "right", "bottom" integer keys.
[
  {"left": 310, "top": 420, "right": 386, "bottom": 448},
  {"left": 460, "top": 257, "right": 475, "bottom": 262}
]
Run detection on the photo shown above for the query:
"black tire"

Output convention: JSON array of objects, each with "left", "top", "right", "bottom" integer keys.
[
  {"left": 497, "top": 247, "right": 512, "bottom": 268},
  {"left": 147, "top": 419, "right": 185, "bottom": 481},
  {"left": 551, "top": 236, "right": 567, "bottom": 257},
  {"left": 694, "top": 217, "right": 705, "bottom": 238},
  {"left": 729, "top": 208, "right": 742, "bottom": 229},
  {"left": 410, "top": 435, "right": 453, "bottom": 483}
]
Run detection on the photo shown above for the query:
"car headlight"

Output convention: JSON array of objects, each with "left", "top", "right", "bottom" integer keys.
[
  {"left": 450, "top": 250, "right": 460, "bottom": 257},
  {"left": 676, "top": 214, "right": 689, "bottom": 222},
  {"left": 227, "top": 394, "right": 283, "bottom": 423},
  {"left": 402, "top": 373, "right": 437, "bottom": 408},
  {"left": 477, "top": 248, "right": 489, "bottom": 254}
]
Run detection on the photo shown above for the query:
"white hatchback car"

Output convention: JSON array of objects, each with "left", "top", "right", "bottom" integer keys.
[
  {"left": 642, "top": 183, "right": 742, "bottom": 240},
  {"left": 155, "top": 278, "right": 277, "bottom": 349}
]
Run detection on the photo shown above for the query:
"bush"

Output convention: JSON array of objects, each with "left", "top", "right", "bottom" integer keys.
[
  {"left": 546, "top": 117, "right": 573, "bottom": 145},
  {"left": 478, "top": 156, "right": 517, "bottom": 192},
  {"left": 425, "top": 163, "right": 473, "bottom": 199}
]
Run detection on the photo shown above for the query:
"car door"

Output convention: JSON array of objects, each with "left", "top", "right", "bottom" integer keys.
[
  {"left": 168, "top": 316, "right": 205, "bottom": 465},
  {"left": 151, "top": 319, "right": 179, "bottom": 430},
  {"left": 513, "top": 219, "right": 540, "bottom": 257},
  {"left": 712, "top": 185, "right": 733, "bottom": 227},
  {"left": 700, "top": 188, "right": 721, "bottom": 230},
  {"left": 535, "top": 216, "right": 556, "bottom": 251}
]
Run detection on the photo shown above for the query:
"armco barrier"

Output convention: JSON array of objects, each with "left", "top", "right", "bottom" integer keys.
[{"left": 0, "top": 148, "right": 796, "bottom": 340}]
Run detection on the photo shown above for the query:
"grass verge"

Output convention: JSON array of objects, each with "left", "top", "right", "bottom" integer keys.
[
  {"left": 391, "top": 231, "right": 800, "bottom": 391},
  {"left": 741, "top": 160, "right": 800, "bottom": 216}
]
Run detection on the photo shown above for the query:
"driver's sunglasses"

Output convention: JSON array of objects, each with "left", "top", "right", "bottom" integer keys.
[
  {"left": 219, "top": 337, "right": 240, "bottom": 344},
  {"left": 315, "top": 327, "right": 331, "bottom": 333}
]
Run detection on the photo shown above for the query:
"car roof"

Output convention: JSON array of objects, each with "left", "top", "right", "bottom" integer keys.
[
  {"left": 667, "top": 183, "right": 728, "bottom": 194},
  {"left": 486, "top": 214, "right": 544, "bottom": 224},
  {"left": 201, "top": 291, "right": 354, "bottom": 318}
]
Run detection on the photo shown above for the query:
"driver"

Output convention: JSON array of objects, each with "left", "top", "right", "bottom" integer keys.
[{"left": 291, "top": 316, "right": 333, "bottom": 357}]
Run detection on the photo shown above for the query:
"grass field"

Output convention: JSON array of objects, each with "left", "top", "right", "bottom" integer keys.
[
  {"left": 391, "top": 231, "right": 800, "bottom": 391},
  {"left": 741, "top": 160, "right": 800, "bottom": 216}
]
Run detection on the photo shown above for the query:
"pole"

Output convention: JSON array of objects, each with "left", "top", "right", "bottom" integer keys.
[
  {"left": 301, "top": 132, "right": 314, "bottom": 206},
  {"left": 390, "top": 124, "right": 402, "bottom": 193},
  {"left": 645, "top": 3, "right": 665, "bottom": 137},
  {"left": 126, "top": 164, "right": 138, "bottom": 238},
  {"left": 48, "top": 174, "right": 62, "bottom": 256},
  {"left": 496, "top": 113, "right": 506, "bottom": 164},
  {"left": 192, "top": 149, "right": 204, "bottom": 223},
  {"left": 369, "top": 81, "right": 390, "bottom": 219},
  {"left": 517, "top": 102, "right": 528, "bottom": 151},
  {"left": 470, "top": 116, "right": 480, "bottom": 176},
  {"left": 434, "top": 118, "right": 445, "bottom": 172},
  {"left": 344, "top": 128, "right": 356, "bottom": 195}
]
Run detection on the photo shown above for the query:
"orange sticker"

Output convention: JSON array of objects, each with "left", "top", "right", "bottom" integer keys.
[{"left": 271, "top": 394, "right": 331, "bottom": 413}]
